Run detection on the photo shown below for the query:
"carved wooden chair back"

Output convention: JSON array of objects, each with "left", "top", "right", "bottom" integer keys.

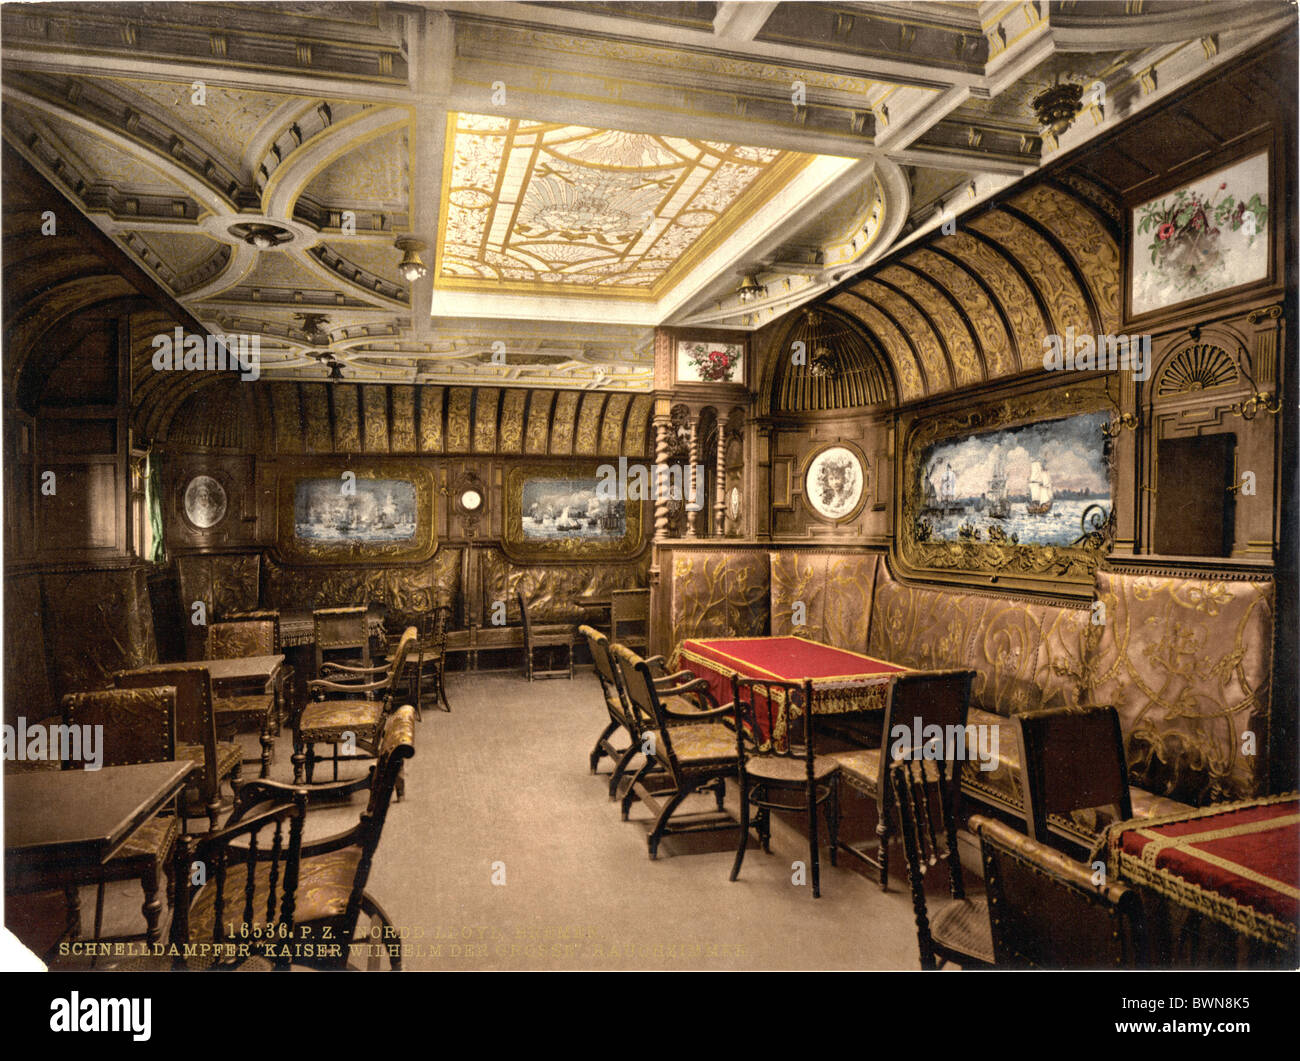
[
  {"left": 973, "top": 814, "right": 1145, "bottom": 968},
  {"left": 610, "top": 588, "right": 650, "bottom": 652},
  {"left": 61, "top": 687, "right": 177, "bottom": 768},
  {"left": 209, "top": 611, "right": 281, "bottom": 658},
  {"left": 313, "top": 606, "right": 370, "bottom": 676},
  {"left": 1015, "top": 705, "right": 1132, "bottom": 851},
  {"left": 171, "top": 788, "right": 308, "bottom": 970}
]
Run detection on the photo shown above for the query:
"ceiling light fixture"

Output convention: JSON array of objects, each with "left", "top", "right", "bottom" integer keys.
[
  {"left": 737, "top": 274, "right": 766, "bottom": 304},
  {"left": 1032, "top": 77, "right": 1085, "bottom": 138},
  {"left": 395, "top": 237, "right": 428, "bottom": 283},
  {"left": 229, "top": 222, "right": 293, "bottom": 250}
]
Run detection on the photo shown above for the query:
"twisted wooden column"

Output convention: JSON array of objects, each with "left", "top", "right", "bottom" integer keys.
[
  {"left": 652, "top": 413, "right": 671, "bottom": 542},
  {"left": 684, "top": 418, "right": 699, "bottom": 539},
  {"left": 714, "top": 425, "right": 727, "bottom": 536}
]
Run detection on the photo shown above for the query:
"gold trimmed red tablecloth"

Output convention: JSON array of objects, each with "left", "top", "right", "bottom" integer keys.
[{"left": 1107, "top": 793, "right": 1299, "bottom": 951}]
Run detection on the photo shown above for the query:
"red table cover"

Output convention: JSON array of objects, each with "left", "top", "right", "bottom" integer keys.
[
  {"left": 678, "top": 636, "right": 906, "bottom": 717},
  {"left": 1108, "top": 794, "right": 1299, "bottom": 950}
]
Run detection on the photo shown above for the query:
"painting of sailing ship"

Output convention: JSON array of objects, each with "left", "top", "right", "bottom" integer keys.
[
  {"left": 914, "top": 411, "right": 1110, "bottom": 547},
  {"left": 521, "top": 476, "right": 626, "bottom": 541},
  {"left": 294, "top": 477, "right": 417, "bottom": 543}
]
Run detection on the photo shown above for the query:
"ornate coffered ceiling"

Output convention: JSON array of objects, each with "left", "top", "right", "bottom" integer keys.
[{"left": 1, "top": 1, "right": 1292, "bottom": 391}]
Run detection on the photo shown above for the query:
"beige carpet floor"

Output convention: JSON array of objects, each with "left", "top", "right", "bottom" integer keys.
[{"left": 48, "top": 669, "right": 984, "bottom": 971}]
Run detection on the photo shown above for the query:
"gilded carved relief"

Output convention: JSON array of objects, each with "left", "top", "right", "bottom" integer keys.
[{"left": 668, "top": 549, "right": 769, "bottom": 649}]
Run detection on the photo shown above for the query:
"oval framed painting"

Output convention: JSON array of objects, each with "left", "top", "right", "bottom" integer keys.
[
  {"left": 801, "top": 442, "right": 868, "bottom": 524},
  {"left": 182, "top": 474, "right": 228, "bottom": 530}
]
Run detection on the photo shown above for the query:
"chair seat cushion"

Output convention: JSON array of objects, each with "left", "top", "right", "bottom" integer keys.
[
  {"left": 214, "top": 694, "right": 275, "bottom": 723},
  {"left": 299, "top": 700, "right": 385, "bottom": 743},
  {"left": 177, "top": 740, "right": 243, "bottom": 780},
  {"left": 745, "top": 754, "right": 839, "bottom": 784},
  {"left": 658, "top": 723, "right": 737, "bottom": 764},
  {"left": 108, "top": 813, "right": 179, "bottom": 865},
  {"left": 829, "top": 748, "right": 880, "bottom": 793},
  {"left": 930, "top": 896, "right": 994, "bottom": 966}
]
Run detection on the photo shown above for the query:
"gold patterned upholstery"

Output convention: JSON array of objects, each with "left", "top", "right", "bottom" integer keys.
[
  {"left": 770, "top": 551, "right": 879, "bottom": 654},
  {"left": 667, "top": 549, "right": 769, "bottom": 647},
  {"left": 658, "top": 722, "right": 736, "bottom": 764},
  {"left": 177, "top": 739, "right": 242, "bottom": 782},
  {"left": 1086, "top": 570, "right": 1274, "bottom": 805},
  {"left": 298, "top": 699, "right": 385, "bottom": 743},
  {"left": 109, "top": 814, "right": 180, "bottom": 864}
]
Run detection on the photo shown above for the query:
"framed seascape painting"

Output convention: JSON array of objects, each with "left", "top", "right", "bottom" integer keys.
[
  {"left": 1127, "top": 146, "right": 1277, "bottom": 327},
  {"left": 503, "top": 464, "right": 645, "bottom": 563},
  {"left": 274, "top": 465, "right": 436, "bottom": 564},
  {"left": 900, "top": 392, "right": 1115, "bottom": 582}
]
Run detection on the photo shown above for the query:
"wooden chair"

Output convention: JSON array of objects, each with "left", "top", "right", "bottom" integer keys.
[
  {"left": 207, "top": 611, "right": 286, "bottom": 779},
  {"left": 61, "top": 686, "right": 180, "bottom": 947},
  {"left": 167, "top": 788, "right": 309, "bottom": 970},
  {"left": 1015, "top": 705, "right": 1132, "bottom": 857},
  {"left": 730, "top": 676, "right": 840, "bottom": 898},
  {"left": 971, "top": 814, "right": 1146, "bottom": 968},
  {"left": 516, "top": 588, "right": 573, "bottom": 680},
  {"left": 114, "top": 665, "right": 241, "bottom": 832},
  {"left": 582, "top": 625, "right": 698, "bottom": 800},
  {"left": 831, "top": 668, "right": 975, "bottom": 890},
  {"left": 223, "top": 706, "right": 416, "bottom": 970},
  {"left": 611, "top": 644, "right": 738, "bottom": 859},
  {"left": 385, "top": 603, "right": 453, "bottom": 717},
  {"left": 609, "top": 588, "right": 650, "bottom": 655},
  {"left": 891, "top": 757, "right": 994, "bottom": 970},
  {"left": 313, "top": 605, "right": 371, "bottom": 678},
  {"left": 294, "top": 626, "right": 417, "bottom": 796}
]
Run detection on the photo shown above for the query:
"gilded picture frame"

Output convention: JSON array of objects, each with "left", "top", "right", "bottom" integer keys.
[
  {"left": 898, "top": 388, "right": 1115, "bottom": 583},
  {"left": 800, "top": 440, "right": 869, "bottom": 525},
  {"left": 273, "top": 464, "right": 437, "bottom": 565},
  {"left": 503, "top": 463, "right": 645, "bottom": 564}
]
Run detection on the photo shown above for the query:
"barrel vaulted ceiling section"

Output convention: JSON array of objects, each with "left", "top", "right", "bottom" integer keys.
[{"left": 0, "top": 1, "right": 1292, "bottom": 408}]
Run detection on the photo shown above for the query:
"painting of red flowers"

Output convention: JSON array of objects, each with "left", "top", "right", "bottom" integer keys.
[
  {"left": 1131, "top": 152, "right": 1270, "bottom": 316},
  {"left": 677, "top": 340, "right": 744, "bottom": 384}
]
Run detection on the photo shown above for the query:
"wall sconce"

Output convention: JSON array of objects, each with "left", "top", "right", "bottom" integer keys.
[
  {"left": 1101, "top": 411, "right": 1140, "bottom": 439},
  {"left": 1232, "top": 391, "right": 1280, "bottom": 420},
  {"left": 396, "top": 237, "right": 428, "bottom": 282}
]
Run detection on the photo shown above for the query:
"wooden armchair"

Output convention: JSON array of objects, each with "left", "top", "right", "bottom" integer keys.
[
  {"left": 729, "top": 676, "right": 840, "bottom": 898},
  {"left": 892, "top": 757, "right": 994, "bottom": 970},
  {"left": 224, "top": 706, "right": 417, "bottom": 970},
  {"left": 516, "top": 589, "right": 573, "bottom": 681},
  {"left": 384, "top": 603, "right": 453, "bottom": 717},
  {"left": 60, "top": 686, "right": 181, "bottom": 947},
  {"left": 830, "top": 668, "right": 975, "bottom": 890},
  {"left": 114, "top": 665, "right": 240, "bottom": 832},
  {"left": 583, "top": 624, "right": 698, "bottom": 800},
  {"left": 1015, "top": 704, "right": 1132, "bottom": 858},
  {"left": 972, "top": 814, "right": 1146, "bottom": 968},
  {"left": 207, "top": 611, "right": 287, "bottom": 778},
  {"left": 294, "top": 626, "right": 417, "bottom": 796},
  {"left": 609, "top": 588, "right": 650, "bottom": 655},
  {"left": 313, "top": 605, "right": 371, "bottom": 677},
  {"left": 610, "top": 644, "right": 739, "bottom": 859}
]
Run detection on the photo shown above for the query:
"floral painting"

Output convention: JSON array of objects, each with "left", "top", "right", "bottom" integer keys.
[
  {"left": 1131, "top": 152, "right": 1269, "bottom": 316},
  {"left": 677, "top": 340, "right": 744, "bottom": 384}
]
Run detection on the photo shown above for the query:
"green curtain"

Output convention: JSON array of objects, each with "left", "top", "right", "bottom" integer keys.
[{"left": 146, "top": 452, "right": 167, "bottom": 564}]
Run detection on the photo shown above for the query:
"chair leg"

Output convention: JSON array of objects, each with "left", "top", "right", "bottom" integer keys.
[
  {"left": 589, "top": 721, "right": 618, "bottom": 774},
  {"left": 713, "top": 775, "right": 726, "bottom": 812},
  {"left": 259, "top": 726, "right": 274, "bottom": 780},
  {"left": 304, "top": 744, "right": 317, "bottom": 784},
  {"left": 876, "top": 795, "right": 891, "bottom": 891},
  {"left": 729, "top": 782, "right": 751, "bottom": 882},
  {"left": 437, "top": 673, "right": 451, "bottom": 712},
  {"left": 621, "top": 758, "right": 654, "bottom": 819},
  {"left": 93, "top": 883, "right": 106, "bottom": 943},
  {"left": 758, "top": 807, "right": 771, "bottom": 853},
  {"left": 808, "top": 783, "right": 822, "bottom": 899},
  {"left": 648, "top": 788, "right": 690, "bottom": 860},
  {"left": 292, "top": 739, "right": 307, "bottom": 784},
  {"left": 608, "top": 743, "right": 639, "bottom": 800},
  {"left": 828, "top": 776, "right": 840, "bottom": 868}
]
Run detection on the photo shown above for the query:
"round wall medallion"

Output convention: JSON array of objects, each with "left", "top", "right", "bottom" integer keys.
[
  {"left": 459, "top": 488, "right": 483, "bottom": 513},
  {"left": 183, "top": 475, "right": 228, "bottom": 530},
  {"left": 802, "top": 443, "right": 868, "bottom": 524}
]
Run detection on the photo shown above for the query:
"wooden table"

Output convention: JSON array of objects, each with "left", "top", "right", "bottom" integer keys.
[
  {"left": 134, "top": 653, "right": 284, "bottom": 692},
  {"left": 678, "top": 635, "right": 908, "bottom": 718},
  {"left": 279, "top": 607, "right": 387, "bottom": 648},
  {"left": 5, "top": 761, "right": 196, "bottom": 944},
  {"left": 1107, "top": 793, "right": 1299, "bottom": 964}
]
